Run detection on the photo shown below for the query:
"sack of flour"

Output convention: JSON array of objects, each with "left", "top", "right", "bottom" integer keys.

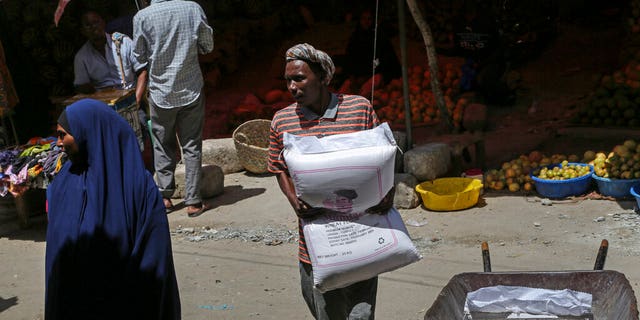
[
  {"left": 282, "top": 123, "right": 397, "bottom": 213},
  {"left": 303, "top": 207, "right": 422, "bottom": 292}
]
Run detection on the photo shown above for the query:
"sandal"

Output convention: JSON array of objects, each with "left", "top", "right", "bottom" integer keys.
[
  {"left": 163, "top": 198, "right": 174, "bottom": 213},
  {"left": 186, "top": 202, "right": 211, "bottom": 218}
]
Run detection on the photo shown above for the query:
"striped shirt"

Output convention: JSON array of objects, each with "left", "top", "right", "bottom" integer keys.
[
  {"left": 132, "top": 0, "right": 214, "bottom": 109},
  {"left": 268, "top": 93, "right": 380, "bottom": 264}
]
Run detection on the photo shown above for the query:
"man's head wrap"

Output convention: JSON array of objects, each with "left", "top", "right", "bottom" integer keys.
[{"left": 285, "top": 43, "right": 335, "bottom": 85}]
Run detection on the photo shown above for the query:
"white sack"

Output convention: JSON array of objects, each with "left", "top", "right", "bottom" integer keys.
[
  {"left": 303, "top": 207, "right": 422, "bottom": 292},
  {"left": 464, "top": 285, "right": 592, "bottom": 317},
  {"left": 283, "top": 123, "right": 397, "bottom": 213}
]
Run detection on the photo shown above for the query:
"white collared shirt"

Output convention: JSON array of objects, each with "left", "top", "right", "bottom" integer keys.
[{"left": 73, "top": 33, "right": 142, "bottom": 90}]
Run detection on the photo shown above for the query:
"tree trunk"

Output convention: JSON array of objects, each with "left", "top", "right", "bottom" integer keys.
[{"left": 405, "top": 0, "right": 452, "bottom": 132}]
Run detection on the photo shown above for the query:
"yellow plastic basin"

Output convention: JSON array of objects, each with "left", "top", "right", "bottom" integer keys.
[{"left": 415, "top": 177, "right": 483, "bottom": 211}]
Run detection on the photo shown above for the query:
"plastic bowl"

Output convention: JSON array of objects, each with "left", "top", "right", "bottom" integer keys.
[
  {"left": 415, "top": 177, "right": 483, "bottom": 211},
  {"left": 592, "top": 174, "right": 640, "bottom": 198},
  {"left": 630, "top": 185, "right": 640, "bottom": 208},
  {"left": 530, "top": 163, "right": 593, "bottom": 199}
]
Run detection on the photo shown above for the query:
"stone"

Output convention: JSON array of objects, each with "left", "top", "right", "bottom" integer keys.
[
  {"left": 403, "top": 143, "right": 450, "bottom": 182},
  {"left": 173, "top": 164, "right": 224, "bottom": 199},
  {"left": 202, "top": 138, "right": 244, "bottom": 174},
  {"left": 393, "top": 173, "right": 420, "bottom": 209},
  {"left": 393, "top": 131, "right": 408, "bottom": 151}
]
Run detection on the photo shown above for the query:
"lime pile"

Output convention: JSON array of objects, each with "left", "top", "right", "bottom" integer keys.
[{"left": 534, "top": 161, "right": 591, "bottom": 180}]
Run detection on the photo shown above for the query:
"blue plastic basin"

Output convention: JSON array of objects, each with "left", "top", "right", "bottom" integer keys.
[
  {"left": 630, "top": 185, "right": 640, "bottom": 208},
  {"left": 593, "top": 174, "right": 640, "bottom": 198},
  {"left": 530, "top": 163, "right": 593, "bottom": 199}
]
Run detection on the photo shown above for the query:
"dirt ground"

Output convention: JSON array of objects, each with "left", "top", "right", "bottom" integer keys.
[{"left": 2, "top": 20, "right": 640, "bottom": 320}]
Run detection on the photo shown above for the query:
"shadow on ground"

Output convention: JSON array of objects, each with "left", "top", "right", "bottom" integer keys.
[
  {"left": 207, "top": 185, "right": 267, "bottom": 208},
  {"left": 0, "top": 216, "right": 46, "bottom": 242},
  {"left": 0, "top": 296, "right": 18, "bottom": 314}
]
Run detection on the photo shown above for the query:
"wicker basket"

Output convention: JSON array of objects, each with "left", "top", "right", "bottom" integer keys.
[
  {"left": 233, "top": 119, "right": 271, "bottom": 174},
  {"left": 108, "top": 93, "right": 144, "bottom": 150}
]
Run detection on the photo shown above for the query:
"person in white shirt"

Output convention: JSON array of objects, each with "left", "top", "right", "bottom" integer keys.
[
  {"left": 73, "top": 11, "right": 142, "bottom": 94},
  {"left": 73, "top": 11, "right": 149, "bottom": 152},
  {"left": 133, "top": 0, "right": 214, "bottom": 217}
]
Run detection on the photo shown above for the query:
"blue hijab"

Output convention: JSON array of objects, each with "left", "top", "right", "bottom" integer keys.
[{"left": 45, "top": 99, "right": 180, "bottom": 319}]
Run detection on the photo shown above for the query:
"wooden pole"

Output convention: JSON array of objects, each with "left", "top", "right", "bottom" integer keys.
[
  {"left": 593, "top": 239, "right": 608, "bottom": 270},
  {"left": 405, "top": 0, "right": 453, "bottom": 132},
  {"left": 397, "top": 0, "right": 412, "bottom": 150},
  {"left": 481, "top": 241, "right": 492, "bottom": 272}
]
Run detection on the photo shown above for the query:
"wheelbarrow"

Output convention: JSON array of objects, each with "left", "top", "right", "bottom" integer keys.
[{"left": 424, "top": 239, "right": 639, "bottom": 319}]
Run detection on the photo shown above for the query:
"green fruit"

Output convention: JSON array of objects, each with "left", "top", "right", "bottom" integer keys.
[
  {"left": 624, "top": 108, "right": 636, "bottom": 119},
  {"left": 594, "top": 88, "right": 609, "bottom": 98},
  {"left": 592, "top": 98, "right": 606, "bottom": 108},
  {"left": 615, "top": 87, "right": 630, "bottom": 97},
  {"left": 618, "top": 99, "right": 631, "bottom": 109},
  {"left": 612, "top": 109, "right": 622, "bottom": 118},
  {"left": 602, "top": 77, "right": 616, "bottom": 90},
  {"left": 625, "top": 140, "right": 638, "bottom": 150}
]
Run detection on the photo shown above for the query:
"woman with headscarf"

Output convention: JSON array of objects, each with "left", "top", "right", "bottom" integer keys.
[{"left": 45, "top": 98, "right": 180, "bottom": 319}]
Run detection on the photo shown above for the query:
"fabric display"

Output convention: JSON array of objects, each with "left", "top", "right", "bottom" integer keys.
[{"left": 0, "top": 137, "right": 66, "bottom": 196}]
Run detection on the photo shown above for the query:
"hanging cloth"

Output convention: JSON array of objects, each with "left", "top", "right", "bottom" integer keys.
[
  {"left": 53, "top": 0, "right": 72, "bottom": 27},
  {"left": 0, "top": 39, "right": 19, "bottom": 117}
]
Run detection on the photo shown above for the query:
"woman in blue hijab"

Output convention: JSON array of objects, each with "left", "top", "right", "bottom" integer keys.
[{"left": 45, "top": 99, "right": 180, "bottom": 319}]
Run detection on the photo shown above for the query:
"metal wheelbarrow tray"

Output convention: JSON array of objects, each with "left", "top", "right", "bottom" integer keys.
[{"left": 424, "top": 240, "right": 639, "bottom": 319}]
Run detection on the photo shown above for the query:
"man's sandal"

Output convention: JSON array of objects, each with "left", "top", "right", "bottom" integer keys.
[{"left": 186, "top": 202, "right": 211, "bottom": 218}]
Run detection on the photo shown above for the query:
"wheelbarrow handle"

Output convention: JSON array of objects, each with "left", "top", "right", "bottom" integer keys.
[
  {"left": 593, "top": 239, "right": 608, "bottom": 270},
  {"left": 481, "top": 239, "right": 607, "bottom": 272},
  {"left": 482, "top": 241, "right": 491, "bottom": 272}
]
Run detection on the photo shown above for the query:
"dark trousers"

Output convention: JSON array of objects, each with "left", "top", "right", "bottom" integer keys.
[{"left": 299, "top": 262, "right": 378, "bottom": 320}]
